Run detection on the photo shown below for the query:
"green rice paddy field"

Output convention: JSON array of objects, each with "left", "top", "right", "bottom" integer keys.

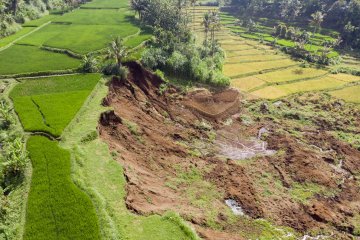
[
  {"left": 192, "top": 6, "right": 360, "bottom": 103},
  {"left": 10, "top": 74, "right": 101, "bottom": 137},
  {"left": 24, "top": 136, "right": 100, "bottom": 240},
  {"left": 0, "top": 0, "right": 149, "bottom": 76}
]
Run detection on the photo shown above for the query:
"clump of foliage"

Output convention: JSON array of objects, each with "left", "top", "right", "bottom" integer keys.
[
  {"left": 227, "top": 0, "right": 360, "bottom": 50},
  {"left": 0, "top": 0, "right": 84, "bottom": 38},
  {"left": 102, "top": 36, "right": 130, "bottom": 80},
  {"left": 0, "top": 99, "right": 28, "bottom": 187},
  {"left": 0, "top": 97, "right": 29, "bottom": 238},
  {"left": 136, "top": 0, "right": 230, "bottom": 86}
]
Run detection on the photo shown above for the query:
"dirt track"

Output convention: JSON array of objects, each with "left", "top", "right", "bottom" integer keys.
[{"left": 99, "top": 62, "right": 360, "bottom": 239}]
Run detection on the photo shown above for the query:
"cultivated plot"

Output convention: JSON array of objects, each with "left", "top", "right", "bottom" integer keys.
[
  {"left": 251, "top": 76, "right": 346, "bottom": 99},
  {"left": 0, "top": 45, "right": 80, "bottom": 76},
  {"left": 226, "top": 54, "right": 286, "bottom": 63},
  {"left": 231, "top": 76, "right": 266, "bottom": 91},
  {"left": 330, "top": 85, "right": 360, "bottom": 104},
  {"left": 0, "top": 27, "right": 35, "bottom": 48},
  {"left": 81, "top": 0, "right": 129, "bottom": 9},
  {"left": 54, "top": 8, "right": 133, "bottom": 25},
  {"left": 44, "top": 24, "right": 138, "bottom": 54},
  {"left": 224, "top": 59, "right": 298, "bottom": 78},
  {"left": 255, "top": 67, "right": 328, "bottom": 83},
  {"left": 24, "top": 136, "right": 100, "bottom": 240},
  {"left": 10, "top": 74, "right": 100, "bottom": 137}
]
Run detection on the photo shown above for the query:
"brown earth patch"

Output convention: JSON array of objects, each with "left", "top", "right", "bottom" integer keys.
[{"left": 98, "top": 62, "right": 360, "bottom": 239}]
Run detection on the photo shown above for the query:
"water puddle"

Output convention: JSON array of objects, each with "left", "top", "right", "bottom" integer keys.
[
  {"left": 300, "top": 234, "right": 333, "bottom": 240},
  {"left": 216, "top": 128, "right": 276, "bottom": 160},
  {"left": 225, "top": 199, "right": 245, "bottom": 216}
]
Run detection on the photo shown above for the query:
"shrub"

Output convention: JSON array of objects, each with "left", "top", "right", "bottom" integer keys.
[
  {"left": 141, "top": 48, "right": 166, "bottom": 70},
  {"left": 1, "top": 137, "right": 28, "bottom": 188},
  {"left": 82, "top": 55, "right": 98, "bottom": 73}
]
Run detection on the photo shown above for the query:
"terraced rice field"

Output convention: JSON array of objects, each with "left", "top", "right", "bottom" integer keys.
[
  {"left": 0, "top": 45, "right": 81, "bottom": 76},
  {"left": 24, "top": 136, "right": 100, "bottom": 240},
  {"left": 191, "top": 6, "right": 360, "bottom": 102},
  {"left": 329, "top": 85, "right": 360, "bottom": 103},
  {"left": 251, "top": 76, "right": 346, "bottom": 99},
  {"left": 17, "top": 8, "right": 139, "bottom": 54},
  {"left": 10, "top": 74, "right": 100, "bottom": 137},
  {"left": 0, "top": 27, "right": 36, "bottom": 48},
  {"left": 81, "top": 0, "right": 129, "bottom": 9},
  {"left": 0, "top": 0, "right": 149, "bottom": 76},
  {"left": 224, "top": 59, "right": 298, "bottom": 78}
]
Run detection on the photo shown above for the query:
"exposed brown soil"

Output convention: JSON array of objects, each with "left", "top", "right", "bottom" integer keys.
[{"left": 99, "top": 62, "right": 360, "bottom": 240}]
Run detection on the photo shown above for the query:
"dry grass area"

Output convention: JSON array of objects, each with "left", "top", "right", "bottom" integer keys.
[
  {"left": 191, "top": 6, "right": 360, "bottom": 103},
  {"left": 328, "top": 73, "right": 360, "bottom": 82},
  {"left": 251, "top": 76, "right": 346, "bottom": 99},
  {"left": 224, "top": 59, "right": 298, "bottom": 78},
  {"left": 255, "top": 67, "right": 328, "bottom": 83},
  {"left": 230, "top": 76, "right": 266, "bottom": 91},
  {"left": 226, "top": 54, "right": 286, "bottom": 63},
  {"left": 329, "top": 85, "right": 360, "bottom": 103}
]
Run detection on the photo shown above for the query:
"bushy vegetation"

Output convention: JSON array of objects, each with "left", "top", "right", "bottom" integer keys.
[
  {"left": 0, "top": 98, "right": 28, "bottom": 189},
  {"left": 227, "top": 0, "right": 360, "bottom": 50},
  {"left": 10, "top": 74, "right": 100, "bottom": 137},
  {"left": 134, "top": 0, "right": 230, "bottom": 86},
  {"left": 24, "top": 136, "right": 100, "bottom": 240},
  {"left": 0, "top": 82, "right": 29, "bottom": 239},
  {"left": 0, "top": 0, "right": 84, "bottom": 38}
]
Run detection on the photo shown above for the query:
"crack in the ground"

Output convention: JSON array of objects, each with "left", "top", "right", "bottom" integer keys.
[{"left": 31, "top": 97, "right": 55, "bottom": 130}]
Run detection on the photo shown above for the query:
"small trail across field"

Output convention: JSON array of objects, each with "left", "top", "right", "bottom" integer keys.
[{"left": 0, "top": 21, "right": 52, "bottom": 52}]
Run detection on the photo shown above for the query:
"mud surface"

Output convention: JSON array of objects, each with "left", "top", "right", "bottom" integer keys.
[{"left": 99, "top": 62, "right": 360, "bottom": 239}]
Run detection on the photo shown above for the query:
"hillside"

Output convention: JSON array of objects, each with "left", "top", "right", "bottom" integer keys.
[{"left": 0, "top": 0, "right": 359, "bottom": 239}]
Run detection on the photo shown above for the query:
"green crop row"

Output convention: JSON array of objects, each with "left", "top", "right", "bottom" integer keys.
[
  {"left": 24, "top": 136, "right": 100, "bottom": 240},
  {"left": 0, "top": 45, "right": 81, "bottom": 75}
]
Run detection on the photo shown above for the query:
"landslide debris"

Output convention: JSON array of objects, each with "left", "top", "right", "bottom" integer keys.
[{"left": 99, "top": 62, "right": 360, "bottom": 240}]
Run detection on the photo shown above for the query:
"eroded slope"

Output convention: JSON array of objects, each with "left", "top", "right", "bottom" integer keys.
[{"left": 99, "top": 62, "right": 360, "bottom": 239}]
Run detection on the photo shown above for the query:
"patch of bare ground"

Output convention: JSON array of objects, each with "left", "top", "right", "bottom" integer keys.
[{"left": 99, "top": 62, "right": 360, "bottom": 239}]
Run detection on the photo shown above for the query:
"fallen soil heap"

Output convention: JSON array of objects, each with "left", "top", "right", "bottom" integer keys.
[{"left": 99, "top": 62, "right": 360, "bottom": 240}]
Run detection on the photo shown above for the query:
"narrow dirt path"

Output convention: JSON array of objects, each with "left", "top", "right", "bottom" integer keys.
[{"left": 0, "top": 21, "right": 52, "bottom": 52}]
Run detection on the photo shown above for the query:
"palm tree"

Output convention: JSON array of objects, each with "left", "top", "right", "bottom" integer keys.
[
  {"left": 209, "top": 10, "right": 221, "bottom": 56},
  {"left": 201, "top": 12, "right": 211, "bottom": 50},
  {"left": 106, "top": 37, "right": 128, "bottom": 70},
  {"left": 310, "top": 11, "right": 325, "bottom": 34},
  {"left": 130, "top": 0, "right": 148, "bottom": 21},
  {"left": 310, "top": 11, "right": 325, "bottom": 51}
]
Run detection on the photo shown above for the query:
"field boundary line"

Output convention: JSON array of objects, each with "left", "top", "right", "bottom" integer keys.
[
  {"left": 15, "top": 73, "right": 82, "bottom": 80},
  {"left": 248, "top": 73, "right": 330, "bottom": 92},
  {"left": 0, "top": 21, "right": 52, "bottom": 52},
  {"left": 226, "top": 57, "right": 288, "bottom": 64},
  {"left": 228, "top": 63, "right": 299, "bottom": 79}
]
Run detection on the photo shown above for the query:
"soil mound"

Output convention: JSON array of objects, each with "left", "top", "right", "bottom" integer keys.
[{"left": 183, "top": 88, "right": 240, "bottom": 120}]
